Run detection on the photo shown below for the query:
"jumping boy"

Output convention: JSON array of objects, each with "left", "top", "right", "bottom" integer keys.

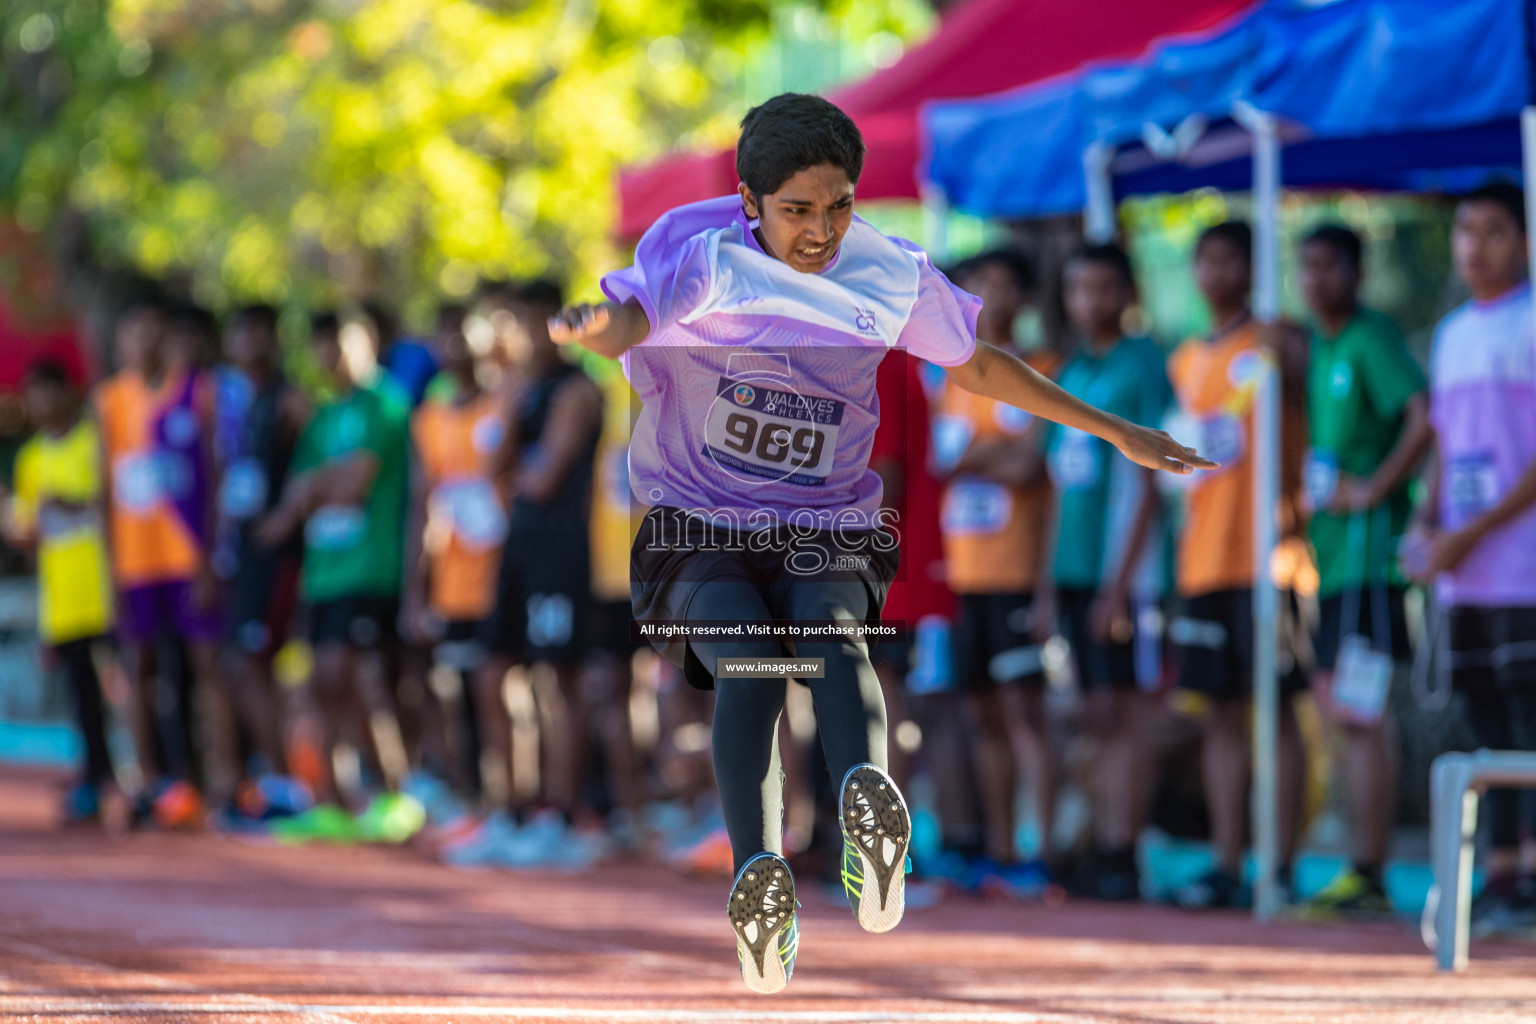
[{"left": 549, "top": 93, "right": 1210, "bottom": 993}]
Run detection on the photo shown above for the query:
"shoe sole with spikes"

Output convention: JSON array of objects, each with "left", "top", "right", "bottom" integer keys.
[
  {"left": 728, "top": 852, "right": 798, "bottom": 994},
  {"left": 839, "top": 763, "right": 910, "bottom": 933}
]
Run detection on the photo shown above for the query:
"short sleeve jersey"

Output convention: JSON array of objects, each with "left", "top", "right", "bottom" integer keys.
[
  {"left": 1305, "top": 308, "right": 1426, "bottom": 596},
  {"left": 411, "top": 390, "right": 506, "bottom": 620},
  {"left": 13, "top": 419, "right": 114, "bottom": 643},
  {"left": 934, "top": 351, "right": 1059, "bottom": 594},
  {"left": 95, "top": 370, "right": 203, "bottom": 585},
  {"left": 291, "top": 380, "right": 411, "bottom": 602},
  {"left": 602, "top": 196, "right": 979, "bottom": 526},
  {"left": 1048, "top": 336, "right": 1173, "bottom": 593},
  {"left": 1429, "top": 283, "right": 1536, "bottom": 607}
]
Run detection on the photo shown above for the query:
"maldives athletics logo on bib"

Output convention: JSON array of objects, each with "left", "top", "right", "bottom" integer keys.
[{"left": 732, "top": 384, "right": 756, "bottom": 405}]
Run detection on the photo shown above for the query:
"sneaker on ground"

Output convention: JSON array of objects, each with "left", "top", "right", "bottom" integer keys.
[
  {"left": 62, "top": 782, "right": 101, "bottom": 825},
  {"left": 1470, "top": 881, "right": 1536, "bottom": 939},
  {"left": 1171, "top": 867, "right": 1248, "bottom": 910},
  {"left": 153, "top": 780, "right": 206, "bottom": 831},
  {"left": 977, "top": 857, "right": 1059, "bottom": 903},
  {"left": 672, "top": 825, "right": 736, "bottom": 877},
  {"left": 1302, "top": 869, "right": 1394, "bottom": 919},
  {"left": 439, "top": 810, "right": 520, "bottom": 867},
  {"left": 353, "top": 792, "right": 427, "bottom": 844},
  {"left": 729, "top": 852, "right": 799, "bottom": 995},
  {"left": 919, "top": 849, "right": 982, "bottom": 894},
  {"left": 839, "top": 763, "right": 910, "bottom": 933},
  {"left": 496, "top": 811, "right": 606, "bottom": 872},
  {"left": 270, "top": 803, "right": 363, "bottom": 844}
]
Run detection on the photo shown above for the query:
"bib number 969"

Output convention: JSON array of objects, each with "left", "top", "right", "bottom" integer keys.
[{"left": 721, "top": 411, "right": 826, "bottom": 470}]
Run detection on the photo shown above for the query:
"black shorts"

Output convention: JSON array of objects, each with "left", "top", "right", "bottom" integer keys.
[
  {"left": 952, "top": 591, "right": 1046, "bottom": 691},
  {"left": 431, "top": 618, "right": 488, "bottom": 671},
  {"left": 1058, "top": 587, "right": 1138, "bottom": 691},
  {"left": 1172, "top": 588, "right": 1306, "bottom": 700},
  {"left": 629, "top": 506, "right": 900, "bottom": 691},
  {"left": 1314, "top": 587, "right": 1411, "bottom": 673},
  {"left": 589, "top": 597, "right": 645, "bottom": 657},
  {"left": 309, "top": 595, "right": 399, "bottom": 650},
  {"left": 1445, "top": 605, "right": 1536, "bottom": 692},
  {"left": 226, "top": 550, "right": 300, "bottom": 655},
  {"left": 481, "top": 534, "right": 589, "bottom": 663}
]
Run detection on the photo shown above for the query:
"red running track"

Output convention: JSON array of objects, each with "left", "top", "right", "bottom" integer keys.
[{"left": 1, "top": 767, "right": 1534, "bottom": 1024}]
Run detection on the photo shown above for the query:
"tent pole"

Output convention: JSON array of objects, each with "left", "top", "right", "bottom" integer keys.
[
  {"left": 1233, "top": 100, "right": 1282, "bottom": 924},
  {"left": 1084, "top": 140, "right": 1116, "bottom": 242},
  {"left": 921, "top": 183, "right": 951, "bottom": 265}
]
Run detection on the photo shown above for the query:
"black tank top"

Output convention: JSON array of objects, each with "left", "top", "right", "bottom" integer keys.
[
  {"left": 232, "top": 376, "right": 299, "bottom": 552},
  {"left": 509, "top": 362, "right": 598, "bottom": 536}
]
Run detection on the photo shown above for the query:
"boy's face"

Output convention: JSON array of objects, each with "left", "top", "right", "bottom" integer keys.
[
  {"left": 312, "top": 330, "right": 347, "bottom": 386},
  {"left": 961, "top": 260, "right": 1029, "bottom": 342},
  {"left": 509, "top": 301, "right": 555, "bottom": 366},
  {"left": 116, "top": 308, "right": 163, "bottom": 375},
  {"left": 440, "top": 330, "right": 474, "bottom": 378},
  {"left": 740, "top": 163, "right": 854, "bottom": 274},
  {"left": 1299, "top": 241, "right": 1360, "bottom": 318},
  {"left": 1453, "top": 200, "right": 1527, "bottom": 298},
  {"left": 1064, "top": 259, "right": 1132, "bottom": 339},
  {"left": 1194, "top": 236, "right": 1252, "bottom": 313},
  {"left": 24, "top": 379, "right": 67, "bottom": 429},
  {"left": 226, "top": 318, "right": 275, "bottom": 374}
]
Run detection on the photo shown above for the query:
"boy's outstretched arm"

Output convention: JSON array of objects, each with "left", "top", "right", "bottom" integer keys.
[
  {"left": 548, "top": 298, "right": 651, "bottom": 360},
  {"left": 947, "top": 341, "right": 1216, "bottom": 476}
]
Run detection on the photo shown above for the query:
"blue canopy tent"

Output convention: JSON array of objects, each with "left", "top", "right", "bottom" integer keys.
[
  {"left": 924, "top": 0, "right": 1532, "bottom": 219},
  {"left": 921, "top": 0, "right": 1536, "bottom": 932}
]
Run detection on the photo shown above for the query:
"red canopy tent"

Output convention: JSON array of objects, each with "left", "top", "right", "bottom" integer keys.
[{"left": 616, "top": 0, "right": 1250, "bottom": 240}]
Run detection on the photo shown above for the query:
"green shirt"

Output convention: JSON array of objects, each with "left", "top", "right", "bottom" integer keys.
[
  {"left": 1305, "top": 307, "right": 1426, "bottom": 596},
  {"left": 292, "top": 379, "right": 411, "bottom": 602},
  {"left": 1047, "top": 336, "right": 1173, "bottom": 591}
]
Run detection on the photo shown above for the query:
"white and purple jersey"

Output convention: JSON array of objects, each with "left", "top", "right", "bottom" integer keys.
[
  {"left": 1430, "top": 282, "right": 1536, "bottom": 607},
  {"left": 601, "top": 196, "right": 978, "bottom": 524}
]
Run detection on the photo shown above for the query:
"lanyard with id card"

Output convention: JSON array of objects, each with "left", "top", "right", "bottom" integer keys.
[{"left": 1330, "top": 507, "right": 1395, "bottom": 726}]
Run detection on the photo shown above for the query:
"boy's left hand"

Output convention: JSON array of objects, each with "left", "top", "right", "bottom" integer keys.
[
  {"left": 1423, "top": 526, "right": 1479, "bottom": 577},
  {"left": 1114, "top": 422, "right": 1217, "bottom": 475}
]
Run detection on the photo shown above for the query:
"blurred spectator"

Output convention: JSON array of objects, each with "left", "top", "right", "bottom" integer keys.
[
  {"left": 220, "top": 305, "right": 311, "bottom": 779},
  {"left": 7, "top": 360, "right": 117, "bottom": 821},
  {"left": 97, "top": 293, "right": 234, "bottom": 824},
  {"left": 369, "top": 302, "right": 440, "bottom": 409},
  {"left": 1165, "top": 221, "right": 1308, "bottom": 910},
  {"left": 406, "top": 312, "right": 506, "bottom": 797},
  {"left": 934, "top": 249, "right": 1059, "bottom": 897},
  {"left": 1297, "top": 225, "right": 1430, "bottom": 917},
  {"left": 1047, "top": 243, "right": 1172, "bottom": 901},
  {"left": 476, "top": 279, "right": 602, "bottom": 860},
  {"left": 257, "top": 313, "right": 411, "bottom": 805},
  {"left": 1408, "top": 182, "right": 1536, "bottom": 932}
]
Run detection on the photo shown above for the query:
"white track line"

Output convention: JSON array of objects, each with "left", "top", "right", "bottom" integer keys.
[
  {"left": 0, "top": 1003, "right": 1081, "bottom": 1023},
  {"left": 0, "top": 936, "right": 361, "bottom": 1024}
]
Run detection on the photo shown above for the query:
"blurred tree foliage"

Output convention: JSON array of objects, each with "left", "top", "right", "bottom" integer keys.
[{"left": 0, "top": 0, "right": 931, "bottom": 328}]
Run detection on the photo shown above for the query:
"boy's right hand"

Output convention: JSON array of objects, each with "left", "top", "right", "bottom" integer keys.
[{"left": 548, "top": 303, "right": 612, "bottom": 345}]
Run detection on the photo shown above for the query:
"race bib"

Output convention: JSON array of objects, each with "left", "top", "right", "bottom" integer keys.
[
  {"left": 1049, "top": 428, "right": 1100, "bottom": 490},
  {"left": 219, "top": 458, "right": 269, "bottom": 519},
  {"left": 433, "top": 478, "right": 507, "bottom": 550},
  {"left": 37, "top": 504, "right": 101, "bottom": 541},
  {"left": 1303, "top": 449, "right": 1339, "bottom": 511},
  {"left": 930, "top": 414, "right": 973, "bottom": 474},
  {"left": 993, "top": 403, "right": 1034, "bottom": 435},
  {"left": 942, "top": 477, "right": 1012, "bottom": 535},
  {"left": 1446, "top": 454, "right": 1499, "bottom": 521},
  {"left": 1200, "top": 413, "right": 1246, "bottom": 467},
  {"left": 702, "top": 377, "right": 843, "bottom": 487},
  {"left": 306, "top": 504, "right": 367, "bottom": 551},
  {"left": 113, "top": 453, "right": 164, "bottom": 513},
  {"left": 1332, "top": 634, "right": 1393, "bottom": 725},
  {"left": 471, "top": 415, "right": 505, "bottom": 456}
]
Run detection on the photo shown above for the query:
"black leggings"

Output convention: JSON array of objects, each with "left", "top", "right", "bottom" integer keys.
[
  {"left": 688, "top": 578, "right": 887, "bottom": 874},
  {"left": 55, "top": 638, "right": 113, "bottom": 785}
]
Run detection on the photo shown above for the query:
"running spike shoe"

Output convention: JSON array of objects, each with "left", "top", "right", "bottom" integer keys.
[
  {"left": 728, "top": 852, "right": 799, "bottom": 995},
  {"left": 838, "top": 763, "right": 910, "bottom": 933}
]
